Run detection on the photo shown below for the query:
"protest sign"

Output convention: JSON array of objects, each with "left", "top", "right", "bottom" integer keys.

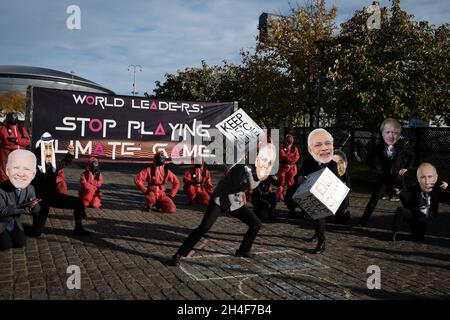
[{"left": 292, "top": 167, "right": 350, "bottom": 220}]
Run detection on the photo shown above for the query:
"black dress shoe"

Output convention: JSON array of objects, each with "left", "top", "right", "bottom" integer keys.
[
  {"left": 171, "top": 254, "right": 182, "bottom": 267},
  {"left": 357, "top": 220, "right": 367, "bottom": 227},
  {"left": 391, "top": 232, "right": 397, "bottom": 241},
  {"left": 305, "top": 235, "right": 318, "bottom": 243},
  {"left": 312, "top": 241, "right": 326, "bottom": 254},
  {"left": 23, "top": 225, "right": 37, "bottom": 237},
  {"left": 74, "top": 225, "right": 91, "bottom": 236},
  {"left": 235, "top": 250, "right": 256, "bottom": 258}
]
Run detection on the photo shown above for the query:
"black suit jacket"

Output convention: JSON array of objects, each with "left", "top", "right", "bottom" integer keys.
[
  {"left": 32, "top": 151, "right": 74, "bottom": 201},
  {"left": 211, "top": 165, "right": 256, "bottom": 211},
  {"left": 365, "top": 139, "right": 413, "bottom": 180},
  {"left": 285, "top": 156, "right": 340, "bottom": 204},
  {"left": 399, "top": 183, "right": 439, "bottom": 218},
  {"left": 298, "top": 156, "right": 339, "bottom": 178},
  {"left": 0, "top": 181, "right": 41, "bottom": 233}
]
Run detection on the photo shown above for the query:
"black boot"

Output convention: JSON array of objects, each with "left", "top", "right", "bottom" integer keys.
[
  {"left": 170, "top": 254, "right": 182, "bottom": 267},
  {"left": 312, "top": 240, "right": 326, "bottom": 254},
  {"left": 391, "top": 232, "right": 397, "bottom": 241},
  {"left": 305, "top": 234, "right": 318, "bottom": 243},
  {"left": 74, "top": 222, "right": 90, "bottom": 236},
  {"left": 235, "top": 250, "right": 256, "bottom": 258}
]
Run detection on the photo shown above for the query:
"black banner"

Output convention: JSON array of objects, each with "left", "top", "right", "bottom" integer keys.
[{"left": 30, "top": 87, "right": 234, "bottom": 163}]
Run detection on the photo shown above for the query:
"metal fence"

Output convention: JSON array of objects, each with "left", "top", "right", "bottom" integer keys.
[{"left": 285, "top": 127, "right": 450, "bottom": 169}]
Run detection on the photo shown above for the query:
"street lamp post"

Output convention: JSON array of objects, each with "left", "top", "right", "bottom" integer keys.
[{"left": 128, "top": 65, "right": 142, "bottom": 96}]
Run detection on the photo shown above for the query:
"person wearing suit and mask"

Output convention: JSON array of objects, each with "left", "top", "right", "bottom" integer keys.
[
  {"left": 171, "top": 142, "right": 277, "bottom": 267},
  {"left": 296, "top": 128, "right": 339, "bottom": 254},
  {"left": 0, "top": 150, "right": 41, "bottom": 250},
  {"left": 359, "top": 118, "right": 413, "bottom": 227},
  {"left": 332, "top": 150, "right": 351, "bottom": 224},
  {"left": 27, "top": 132, "right": 90, "bottom": 237},
  {"left": 392, "top": 163, "right": 448, "bottom": 241}
]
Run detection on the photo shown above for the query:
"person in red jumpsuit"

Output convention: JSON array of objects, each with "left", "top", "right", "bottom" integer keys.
[
  {"left": 135, "top": 152, "right": 179, "bottom": 213},
  {"left": 183, "top": 160, "right": 213, "bottom": 206},
  {"left": 79, "top": 157, "right": 103, "bottom": 208},
  {"left": 277, "top": 133, "right": 300, "bottom": 200},
  {"left": 0, "top": 112, "right": 31, "bottom": 182}
]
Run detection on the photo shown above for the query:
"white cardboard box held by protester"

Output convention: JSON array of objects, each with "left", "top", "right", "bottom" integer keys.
[{"left": 292, "top": 167, "right": 350, "bottom": 220}]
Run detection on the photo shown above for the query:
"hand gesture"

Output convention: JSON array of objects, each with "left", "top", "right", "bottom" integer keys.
[
  {"left": 25, "top": 198, "right": 41, "bottom": 209},
  {"left": 399, "top": 169, "right": 408, "bottom": 176},
  {"left": 67, "top": 144, "right": 75, "bottom": 155},
  {"left": 394, "top": 188, "right": 401, "bottom": 196},
  {"left": 440, "top": 181, "right": 448, "bottom": 191}
]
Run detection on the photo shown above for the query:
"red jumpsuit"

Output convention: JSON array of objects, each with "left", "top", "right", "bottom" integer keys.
[
  {"left": 183, "top": 165, "right": 213, "bottom": 205},
  {"left": 79, "top": 158, "right": 103, "bottom": 208},
  {"left": 135, "top": 164, "right": 180, "bottom": 214},
  {"left": 0, "top": 124, "right": 30, "bottom": 182},
  {"left": 278, "top": 134, "right": 300, "bottom": 200},
  {"left": 57, "top": 170, "right": 68, "bottom": 195}
]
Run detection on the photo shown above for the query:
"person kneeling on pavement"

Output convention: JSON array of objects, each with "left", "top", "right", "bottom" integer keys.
[
  {"left": 135, "top": 151, "right": 179, "bottom": 213},
  {"left": 0, "top": 150, "right": 41, "bottom": 250},
  {"left": 391, "top": 162, "right": 448, "bottom": 242},
  {"left": 79, "top": 157, "right": 103, "bottom": 208},
  {"left": 332, "top": 150, "right": 351, "bottom": 224},
  {"left": 27, "top": 133, "right": 90, "bottom": 236}
]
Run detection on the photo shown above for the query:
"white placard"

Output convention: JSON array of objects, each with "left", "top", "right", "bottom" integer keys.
[
  {"left": 292, "top": 167, "right": 350, "bottom": 220},
  {"left": 215, "top": 108, "right": 265, "bottom": 150}
]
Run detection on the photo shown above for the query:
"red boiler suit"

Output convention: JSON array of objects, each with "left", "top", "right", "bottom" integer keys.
[
  {"left": 79, "top": 160, "right": 103, "bottom": 208},
  {"left": 183, "top": 165, "right": 213, "bottom": 205},
  {"left": 278, "top": 134, "right": 300, "bottom": 200},
  {"left": 0, "top": 124, "right": 30, "bottom": 182},
  {"left": 135, "top": 164, "right": 180, "bottom": 214}
]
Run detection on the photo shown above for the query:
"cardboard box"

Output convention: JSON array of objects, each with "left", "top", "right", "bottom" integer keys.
[{"left": 292, "top": 167, "right": 350, "bottom": 220}]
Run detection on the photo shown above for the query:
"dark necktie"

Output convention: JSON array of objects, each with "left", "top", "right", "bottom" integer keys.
[{"left": 15, "top": 189, "right": 21, "bottom": 204}]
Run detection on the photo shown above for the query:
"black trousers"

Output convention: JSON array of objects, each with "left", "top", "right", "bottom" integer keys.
[
  {"left": 392, "top": 207, "right": 428, "bottom": 241},
  {"left": 251, "top": 192, "right": 278, "bottom": 218},
  {"left": 284, "top": 184, "right": 299, "bottom": 212},
  {"left": 313, "top": 218, "right": 326, "bottom": 242},
  {"left": 335, "top": 196, "right": 350, "bottom": 224},
  {"left": 361, "top": 175, "right": 404, "bottom": 222},
  {"left": 31, "top": 193, "right": 87, "bottom": 236},
  {"left": 0, "top": 226, "right": 26, "bottom": 250},
  {"left": 176, "top": 202, "right": 261, "bottom": 257}
]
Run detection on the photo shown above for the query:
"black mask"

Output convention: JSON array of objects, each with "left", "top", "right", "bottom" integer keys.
[
  {"left": 89, "top": 161, "right": 99, "bottom": 173},
  {"left": 6, "top": 113, "right": 18, "bottom": 125},
  {"left": 155, "top": 153, "right": 165, "bottom": 166}
]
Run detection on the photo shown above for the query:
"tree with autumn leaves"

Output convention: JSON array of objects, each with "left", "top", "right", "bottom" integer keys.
[
  {"left": 0, "top": 91, "right": 26, "bottom": 117},
  {"left": 150, "top": 0, "right": 449, "bottom": 128}
]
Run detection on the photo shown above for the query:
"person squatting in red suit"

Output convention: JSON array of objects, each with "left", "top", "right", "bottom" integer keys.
[
  {"left": 278, "top": 133, "right": 300, "bottom": 200},
  {"left": 79, "top": 157, "right": 103, "bottom": 208},
  {"left": 183, "top": 160, "right": 213, "bottom": 206},
  {"left": 0, "top": 112, "right": 31, "bottom": 182},
  {"left": 135, "top": 152, "right": 180, "bottom": 213}
]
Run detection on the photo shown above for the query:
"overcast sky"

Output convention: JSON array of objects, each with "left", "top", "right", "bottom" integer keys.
[{"left": 0, "top": 0, "right": 448, "bottom": 95}]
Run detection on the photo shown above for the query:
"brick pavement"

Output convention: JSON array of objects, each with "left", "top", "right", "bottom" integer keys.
[{"left": 1, "top": 164, "right": 450, "bottom": 300}]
